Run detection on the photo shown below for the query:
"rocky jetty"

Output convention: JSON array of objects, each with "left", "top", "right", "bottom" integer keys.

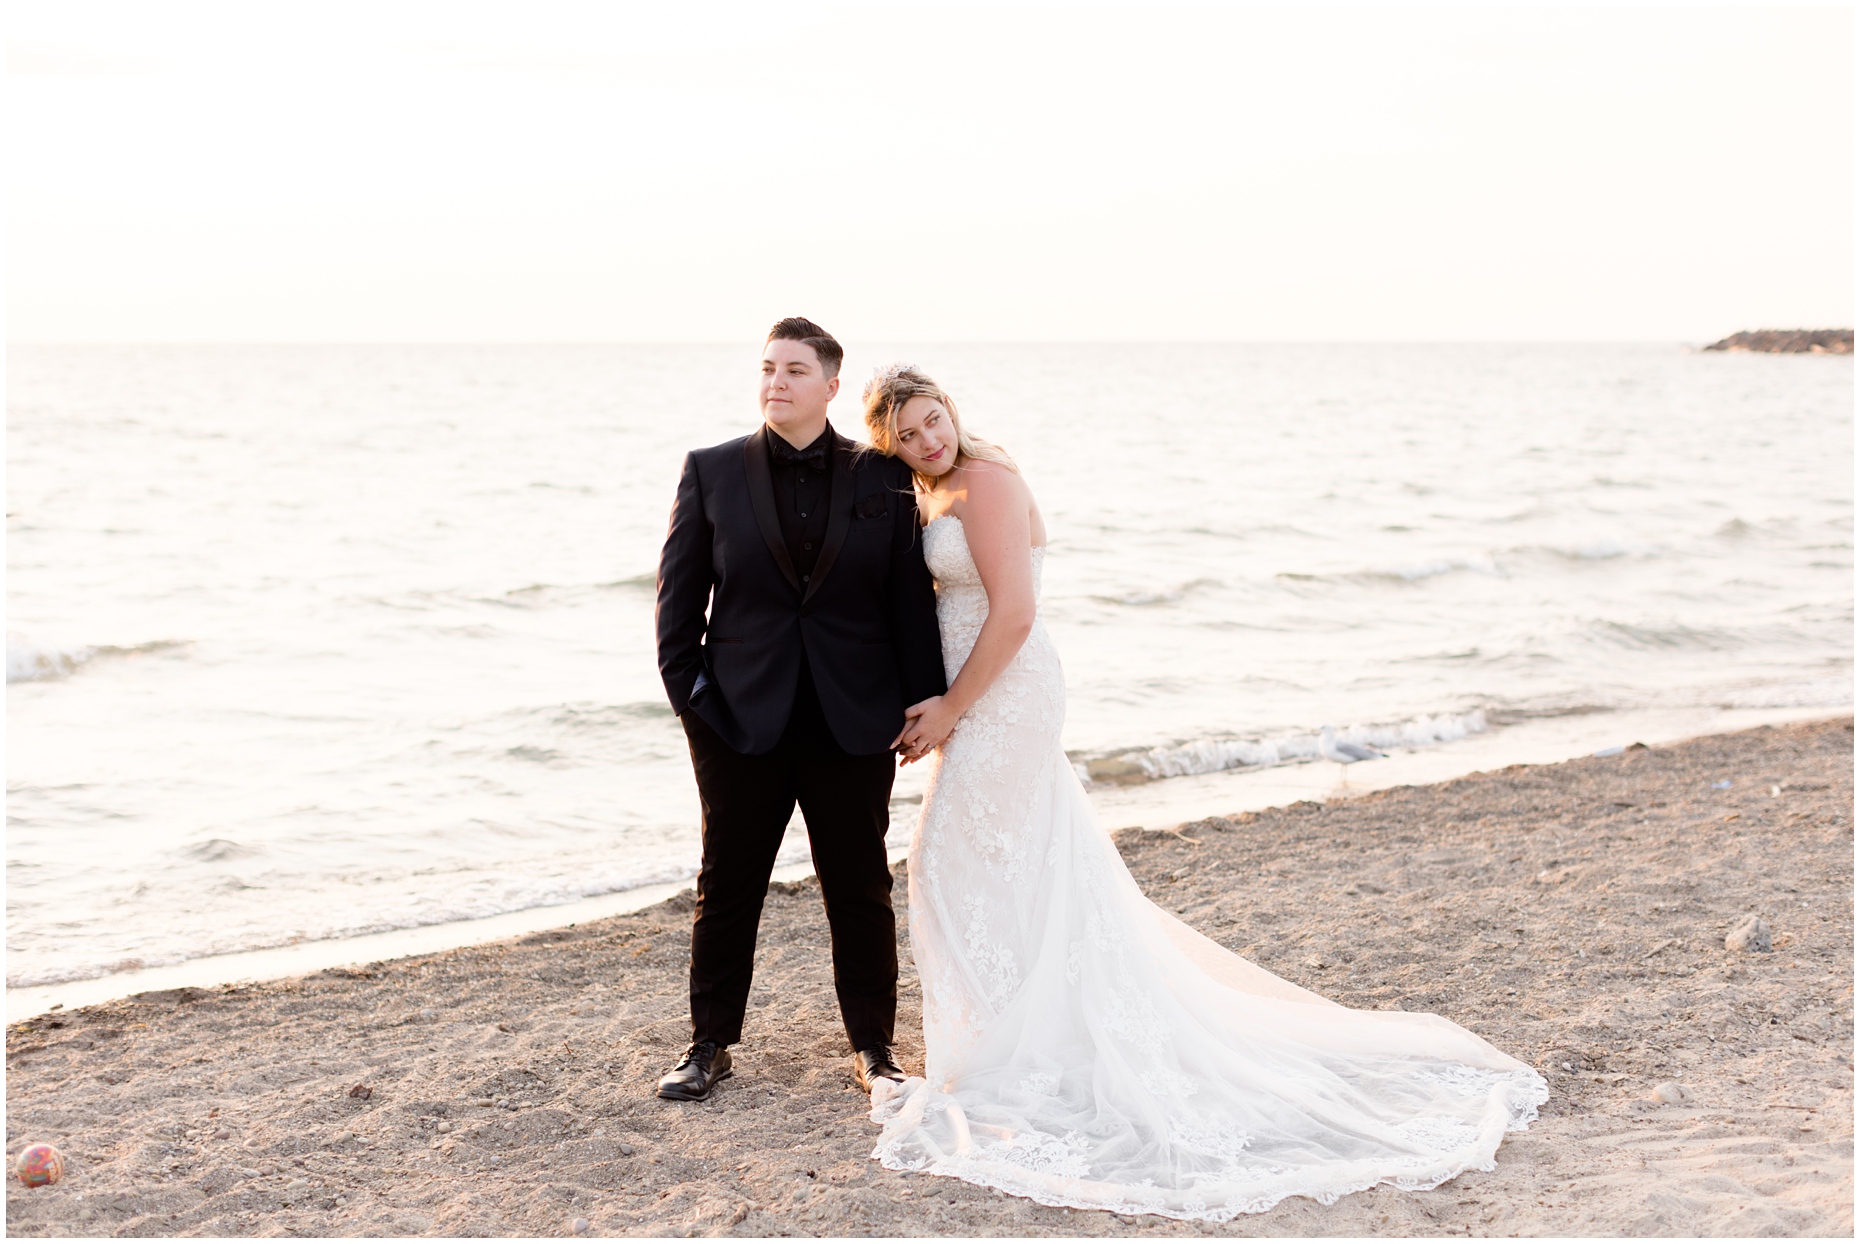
[{"left": 1703, "top": 329, "right": 1853, "bottom": 354}]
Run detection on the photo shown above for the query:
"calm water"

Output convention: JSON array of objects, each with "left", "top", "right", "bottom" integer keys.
[{"left": 7, "top": 343, "right": 1852, "bottom": 987}]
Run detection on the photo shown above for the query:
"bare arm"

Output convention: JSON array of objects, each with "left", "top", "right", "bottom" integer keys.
[{"left": 896, "top": 465, "right": 1036, "bottom": 756}]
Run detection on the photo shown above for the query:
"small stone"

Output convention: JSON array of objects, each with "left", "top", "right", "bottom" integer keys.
[
  {"left": 1304, "top": 957, "right": 1326, "bottom": 970},
  {"left": 332, "top": 1130, "right": 353, "bottom": 1145},
  {"left": 1726, "top": 914, "right": 1772, "bottom": 953},
  {"left": 573, "top": 1217, "right": 591, "bottom": 1234},
  {"left": 421, "top": 1008, "right": 435, "bottom": 1020},
  {"left": 213, "top": 1129, "right": 231, "bottom": 1140},
  {"left": 347, "top": 1084, "right": 373, "bottom": 1100},
  {"left": 285, "top": 1177, "right": 310, "bottom": 1193},
  {"left": 436, "top": 1121, "right": 453, "bottom": 1134},
  {"left": 618, "top": 1143, "right": 635, "bottom": 1156},
  {"left": 1649, "top": 1081, "right": 1691, "bottom": 1104}
]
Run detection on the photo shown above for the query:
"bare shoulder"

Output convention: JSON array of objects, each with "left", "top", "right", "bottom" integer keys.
[{"left": 957, "top": 461, "right": 1032, "bottom": 509}]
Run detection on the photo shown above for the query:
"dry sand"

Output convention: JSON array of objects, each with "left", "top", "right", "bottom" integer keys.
[{"left": 6, "top": 718, "right": 1853, "bottom": 1237}]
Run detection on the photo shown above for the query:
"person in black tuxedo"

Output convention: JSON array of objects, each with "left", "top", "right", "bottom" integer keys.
[{"left": 653, "top": 317, "right": 946, "bottom": 1101}]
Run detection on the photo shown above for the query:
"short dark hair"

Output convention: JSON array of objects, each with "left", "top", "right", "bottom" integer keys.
[{"left": 766, "top": 316, "right": 843, "bottom": 379}]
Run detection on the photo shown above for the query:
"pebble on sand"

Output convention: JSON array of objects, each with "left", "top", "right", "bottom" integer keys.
[
  {"left": 1726, "top": 914, "right": 1773, "bottom": 953},
  {"left": 1649, "top": 1082, "right": 1693, "bottom": 1104}
]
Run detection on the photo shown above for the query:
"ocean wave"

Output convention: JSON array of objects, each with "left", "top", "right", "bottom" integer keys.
[
  {"left": 7, "top": 635, "right": 189, "bottom": 683},
  {"left": 1509, "top": 539, "right": 1649, "bottom": 562},
  {"left": 1091, "top": 578, "right": 1221, "bottom": 607},
  {"left": 1075, "top": 709, "right": 1490, "bottom": 784},
  {"left": 546, "top": 701, "right": 677, "bottom": 728},
  {"left": 1715, "top": 517, "right": 1802, "bottom": 541},
  {"left": 3, "top": 857, "right": 721, "bottom": 990},
  {"left": 1588, "top": 620, "right": 1746, "bottom": 652},
  {"left": 8, "top": 637, "right": 94, "bottom": 682},
  {"left": 1276, "top": 558, "right": 1505, "bottom": 588},
  {"left": 1270, "top": 539, "right": 1677, "bottom": 593},
  {"left": 1710, "top": 678, "right": 1856, "bottom": 710}
]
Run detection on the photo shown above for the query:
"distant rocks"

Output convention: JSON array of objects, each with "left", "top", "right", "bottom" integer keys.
[
  {"left": 1725, "top": 914, "right": 1772, "bottom": 953},
  {"left": 1649, "top": 1081, "right": 1692, "bottom": 1104},
  {"left": 1702, "top": 329, "right": 1853, "bottom": 354}
]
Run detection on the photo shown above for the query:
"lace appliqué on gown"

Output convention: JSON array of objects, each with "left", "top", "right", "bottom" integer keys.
[{"left": 871, "top": 516, "right": 1548, "bottom": 1222}]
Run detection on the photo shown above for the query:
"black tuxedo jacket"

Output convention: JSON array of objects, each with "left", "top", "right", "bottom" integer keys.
[{"left": 655, "top": 426, "right": 946, "bottom": 756}]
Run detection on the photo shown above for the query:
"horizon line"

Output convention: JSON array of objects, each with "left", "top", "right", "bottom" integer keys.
[{"left": 10, "top": 334, "right": 1854, "bottom": 348}]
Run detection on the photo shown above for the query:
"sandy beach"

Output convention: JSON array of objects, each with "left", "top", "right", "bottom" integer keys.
[{"left": 6, "top": 718, "right": 1852, "bottom": 1237}]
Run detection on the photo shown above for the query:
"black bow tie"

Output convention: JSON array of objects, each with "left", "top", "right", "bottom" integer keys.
[{"left": 769, "top": 432, "right": 831, "bottom": 471}]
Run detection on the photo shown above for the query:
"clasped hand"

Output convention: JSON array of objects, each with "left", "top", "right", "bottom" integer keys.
[{"left": 891, "top": 695, "right": 959, "bottom": 764}]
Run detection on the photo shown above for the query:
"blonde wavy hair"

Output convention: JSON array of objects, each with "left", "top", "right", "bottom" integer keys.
[{"left": 860, "top": 363, "right": 1016, "bottom": 492}]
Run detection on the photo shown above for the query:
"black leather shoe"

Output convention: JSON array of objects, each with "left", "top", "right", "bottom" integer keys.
[
  {"left": 852, "top": 1046, "right": 905, "bottom": 1094},
  {"left": 657, "top": 1041, "right": 732, "bottom": 1101}
]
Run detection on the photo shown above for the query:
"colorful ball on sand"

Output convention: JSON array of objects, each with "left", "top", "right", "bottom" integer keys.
[{"left": 14, "top": 1143, "right": 65, "bottom": 1187}]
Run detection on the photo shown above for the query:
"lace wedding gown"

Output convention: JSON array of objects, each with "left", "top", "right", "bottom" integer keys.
[{"left": 869, "top": 516, "right": 1547, "bottom": 1221}]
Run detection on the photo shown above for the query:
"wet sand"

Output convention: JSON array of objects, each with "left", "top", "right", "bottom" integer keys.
[{"left": 5, "top": 718, "right": 1852, "bottom": 1237}]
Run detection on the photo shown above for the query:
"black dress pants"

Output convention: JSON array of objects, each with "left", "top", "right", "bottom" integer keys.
[{"left": 681, "top": 676, "right": 899, "bottom": 1052}]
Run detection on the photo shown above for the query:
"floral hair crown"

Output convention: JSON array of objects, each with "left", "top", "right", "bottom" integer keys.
[{"left": 862, "top": 361, "right": 921, "bottom": 403}]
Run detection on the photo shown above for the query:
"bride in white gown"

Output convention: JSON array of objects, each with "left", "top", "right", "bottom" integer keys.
[{"left": 858, "top": 364, "right": 1548, "bottom": 1222}]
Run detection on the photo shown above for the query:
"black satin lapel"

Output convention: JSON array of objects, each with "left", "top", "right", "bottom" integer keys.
[
  {"left": 802, "top": 435, "right": 856, "bottom": 606},
  {"left": 744, "top": 431, "right": 802, "bottom": 594}
]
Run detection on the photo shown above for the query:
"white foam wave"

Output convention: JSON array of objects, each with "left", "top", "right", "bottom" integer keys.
[
  {"left": 1710, "top": 678, "right": 1856, "bottom": 710},
  {"left": 6, "top": 635, "right": 190, "bottom": 684},
  {"left": 3, "top": 857, "right": 717, "bottom": 990},
  {"left": 7, "top": 636, "right": 95, "bottom": 683},
  {"left": 1077, "top": 709, "right": 1491, "bottom": 784}
]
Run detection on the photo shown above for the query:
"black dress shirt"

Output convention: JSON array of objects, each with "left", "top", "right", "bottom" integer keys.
[{"left": 767, "top": 424, "right": 833, "bottom": 585}]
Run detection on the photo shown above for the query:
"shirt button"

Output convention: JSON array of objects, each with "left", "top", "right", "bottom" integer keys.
[
  {"left": 799, "top": 512, "right": 808, "bottom": 518},
  {"left": 804, "top": 542, "right": 813, "bottom": 550},
  {"left": 802, "top": 574, "right": 810, "bottom": 582}
]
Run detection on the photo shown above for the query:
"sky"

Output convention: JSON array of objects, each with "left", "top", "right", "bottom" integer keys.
[{"left": 6, "top": 2, "right": 1853, "bottom": 342}]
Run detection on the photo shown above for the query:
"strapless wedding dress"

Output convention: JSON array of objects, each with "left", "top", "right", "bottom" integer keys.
[{"left": 869, "top": 516, "right": 1547, "bottom": 1221}]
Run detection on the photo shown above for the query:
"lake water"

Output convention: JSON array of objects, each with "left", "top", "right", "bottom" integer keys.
[{"left": 7, "top": 343, "right": 1851, "bottom": 989}]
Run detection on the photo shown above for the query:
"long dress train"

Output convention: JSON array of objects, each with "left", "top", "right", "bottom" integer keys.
[{"left": 869, "top": 516, "right": 1547, "bottom": 1221}]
